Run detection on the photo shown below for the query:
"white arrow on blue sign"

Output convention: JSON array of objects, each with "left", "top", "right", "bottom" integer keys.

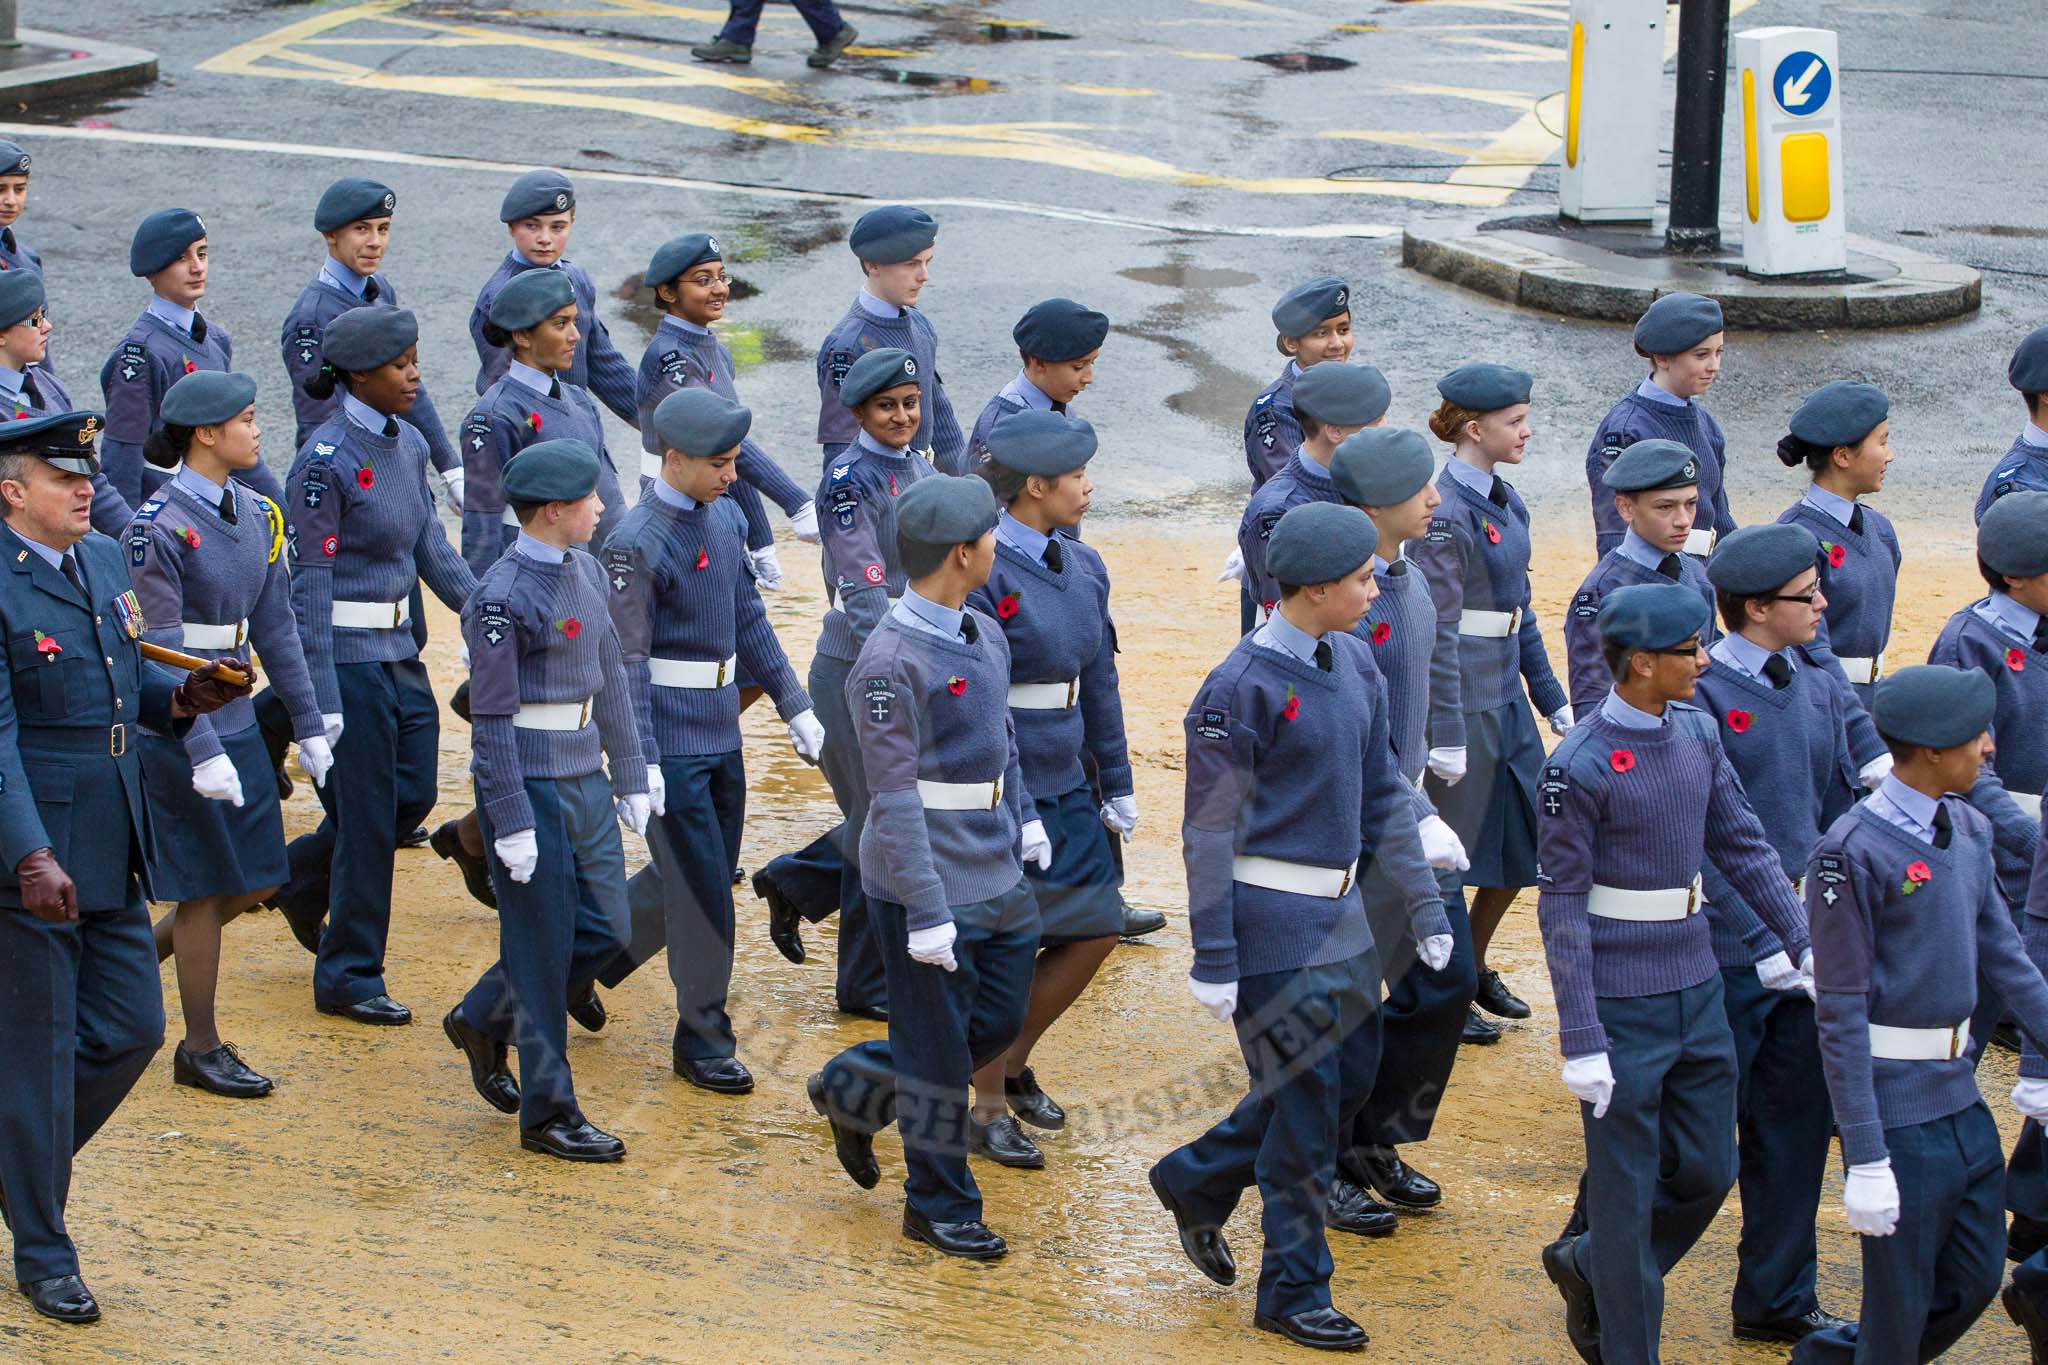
[{"left": 1772, "top": 50, "right": 1832, "bottom": 116}]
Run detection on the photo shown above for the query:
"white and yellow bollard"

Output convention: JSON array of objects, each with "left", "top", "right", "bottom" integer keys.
[
  {"left": 1559, "top": 0, "right": 1666, "bottom": 223},
  {"left": 1736, "top": 26, "right": 1848, "bottom": 275}
]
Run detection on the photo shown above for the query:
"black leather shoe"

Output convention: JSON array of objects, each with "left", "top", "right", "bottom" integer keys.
[
  {"left": 751, "top": 870, "right": 806, "bottom": 964},
  {"left": 675, "top": 1055, "right": 754, "bottom": 1094},
  {"left": 1474, "top": 968, "right": 1531, "bottom": 1020},
  {"left": 173, "top": 1040, "right": 274, "bottom": 1098},
  {"left": 2014, "top": 1212, "right": 2048, "bottom": 1263},
  {"left": 568, "top": 984, "right": 606, "bottom": 1032},
  {"left": 1995, "top": 1020, "right": 2025, "bottom": 1054},
  {"left": 443, "top": 1010, "right": 519, "bottom": 1114},
  {"left": 1254, "top": 1305, "right": 1367, "bottom": 1351},
  {"left": 1355, "top": 1145, "right": 1441, "bottom": 1210},
  {"left": 521, "top": 1116, "right": 625, "bottom": 1162},
  {"left": 1733, "top": 1307, "right": 1850, "bottom": 1343},
  {"left": 1543, "top": 1235, "right": 1602, "bottom": 1363},
  {"left": 1461, "top": 1007, "right": 1501, "bottom": 1045},
  {"left": 901, "top": 1204, "right": 1007, "bottom": 1259},
  {"left": 319, "top": 994, "right": 412, "bottom": 1026},
  {"left": 806, "top": 20, "right": 858, "bottom": 69},
  {"left": 399, "top": 824, "right": 430, "bottom": 850},
  {"left": 430, "top": 820, "right": 497, "bottom": 910},
  {"left": 969, "top": 1113, "right": 1044, "bottom": 1169},
  {"left": 1004, "top": 1067, "right": 1065, "bottom": 1130},
  {"left": 1148, "top": 1163, "right": 1235, "bottom": 1285},
  {"left": 2007, "top": 1282, "right": 2048, "bottom": 1364},
  {"left": 19, "top": 1275, "right": 99, "bottom": 1324},
  {"left": 260, "top": 717, "right": 293, "bottom": 802},
  {"left": 269, "top": 894, "right": 324, "bottom": 955},
  {"left": 1119, "top": 900, "right": 1168, "bottom": 939},
  {"left": 839, "top": 1001, "right": 889, "bottom": 1022},
  {"left": 807, "top": 1071, "right": 878, "bottom": 1189},
  {"left": 731, "top": 864, "right": 745, "bottom": 885},
  {"left": 1326, "top": 1177, "right": 1398, "bottom": 1237}
]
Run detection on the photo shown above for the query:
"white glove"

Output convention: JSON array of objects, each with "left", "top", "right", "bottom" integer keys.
[
  {"left": 788, "top": 500, "right": 820, "bottom": 544},
  {"left": 1561, "top": 1052, "right": 1615, "bottom": 1119},
  {"left": 1427, "top": 746, "right": 1468, "bottom": 786},
  {"left": 1799, "top": 948, "right": 1817, "bottom": 1002},
  {"left": 1859, "top": 751, "right": 1893, "bottom": 790},
  {"left": 1188, "top": 975, "right": 1238, "bottom": 1023},
  {"left": 459, "top": 642, "right": 471, "bottom": 672},
  {"left": 617, "top": 791, "right": 652, "bottom": 837},
  {"left": 1217, "top": 545, "right": 1244, "bottom": 583},
  {"left": 1548, "top": 705, "right": 1576, "bottom": 738},
  {"left": 1099, "top": 794, "right": 1138, "bottom": 840},
  {"left": 2015, "top": 1078, "right": 2048, "bottom": 1121},
  {"left": 907, "top": 920, "right": 957, "bottom": 972},
  {"left": 322, "top": 711, "right": 345, "bottom": 746},
  {"left": 788, "top": 710, "right": 826, "bottom": 765},
  {"left": 748, "top": 543, "right": 784, "bottom": 591},
  {"left": 298, "top": 734, "right": 335, "bottom": 789},
  {"left": 1844, "top": 1160, "right": 1900, "bottom": 1237},
  {"left": 494, "top": 829, "right": 539, "bottom": 884},
  {"left": 190, "top": 752, "right": 245, "bottom": 807},
  {"left": 645, "top": 764, "right": 667, "bottom": 817},
  {"left": 1019, "top": 818, "right": 1053, "bottom": 871},
  {"left": 1755, "top": 950, "right": 1805, "bottom": 993},
  {"left": 1418, "top": 933, "right": 1454, "bottom": 973},
  {"left": 441, "top": 467, "right": 465, "bottom": 512},
  {"left": 1418, "top": 814, "right": 1470, "bottom": 871}
]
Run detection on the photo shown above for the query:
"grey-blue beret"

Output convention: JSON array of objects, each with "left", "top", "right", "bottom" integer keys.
[
  {"left": 1596, "top": 582, "right": 1710, "bottom": 650},
  {"left": 488, "top": 267, "right": 576, "bottom": 332},
  {"left": 848, "top": 205, "right": 937, "bottom": 264},
  {"left": 1706, "top": 523, "right": 1820, "bottom": 594},
  {"left": 2011, "top": 326, "right": 2048, "bottom": 394},
  {"left": 1293, "top": 362, "right": 1391, "bottom": 428},
  {"left": 1603, "top": 437, "right": 1701, "bottom": 492},
  {"left": 984, "top": 409, "right": 1096, "bottom": 476},
  {"left": 1632, "top": 292, "right": 1723, "bottom": 354},
  {"left": 895, "top": 473, "right": 998, "bottom": 547},
  {"left": 1978, "top": 490, "right": 2048, "bottom": 579},
  {"left": 129, "top": 208, "right": 205, "bottom": 277},
  {"left": 646, "top": 232, "right": 723, "bottom": 287},
  {"left": 1436, "top": 362, "right": 1532, "bottom": 412},
  {"left": 1267, "top": 501, "right": 1380, "bottom": 588},
  {"left": 0, "top": 141, "right": 29, "bottom": 177},
  {"left": 504, "top": 438, "right": 599, "bottom": 504},
  {"left": 0, "top": 408, "right": 100, "bottom": 476},
  {"left": 0, "top": 268, "right": 43, "bottom": 330},
  {"left": 1331, "top": 427, "right": 1434, "bottom": 508},
  {"left": 1873, "top": 664, "right": 1995, "bottom": 749},
  {"left": 1271, "top": 276, "right": 1350, "bottom": 337},
  {"left": 839, "top": 347, "right": 921, "bottom": 408},
  {"left": 1789, "top": 381, "right": 1888, "bottom": 448},
  {"left": 161, "top": 370, "right": 258, "bottom": 429},
  {"left": 500, "top": 169, "right": 575, "bottom": 222},
  {"left": 315, "top": 177, "right": 396, "bottom": 233},
  {"left": 653, "top": 388, "right": 751, "bottom": 459},
  {"left": 1012, "top": 297, "right": 1109, "bottom": 362},
  {"left": 321, "top": 306, "right": 418, "bottom": 373}
]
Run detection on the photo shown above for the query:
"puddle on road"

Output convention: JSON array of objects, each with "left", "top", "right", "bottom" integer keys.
[
  {"left": 1950, "top": 224, "right": 2048, "bottom": 240},
  {"left": 844, "top": 67, "right": 1000, "bottom": 95},
  {"left": 1247, "top": 52, "right": 1358, "bottom": 74},
  {"left": 973, "top": 22, "right": 1075, "bottom": 42},
  {"left": 1118, "top": 254, "right": 1268, "bottom": 443},
  {"left": 1119, "top": 264, "right": 1259, "bottom": 292}
]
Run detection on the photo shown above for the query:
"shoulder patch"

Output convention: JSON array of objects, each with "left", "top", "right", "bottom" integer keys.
[
  {"left": 132, "top": 496, "right": 164, "bottom": 523},
  {"left": 1572, "top": 589, "right": 1598, "bottom": 619},
  {"left": 827, "top": 350, "right": 854, "bottom": 387},
  {"left": 1257, "top": 510, "right": 1283, "bottom": 541},
  {"left": 1424, "top": 517, "right": 1454, "bottom": 543},
  {"left": 301, "top": 462, "right": 329, "bottom": 509},
  {"left": 465, "top": 414, "right": 493, "bottom": 452},
  {"left": 1195, "top": 706, "right": 1230, "bottom": 741},
  {"left": 476, "top": 600, "right": 513, "bottom": 647},
  {"left": 860, "top": 675, "right": 894, "bottom": 724},
  {"left": 604, "top": 545, "right": 634, "bottom": 592},
  {"left": 1815, "top": 853, "right": 1847, "bottom": 885},
  {"left": 127, "top": 527, "right": 149, "bottom": 567}
]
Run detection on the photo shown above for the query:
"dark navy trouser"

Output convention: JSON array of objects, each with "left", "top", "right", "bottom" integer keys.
[
  {"left": 1349, "top": 867, "right": 1475, "bottom": 1154},
  {"left": 2010, "top": 1117, "right": 2048, "bottom": 1316},
  {"left": 717, "top": 0, "right": 846, "bottom": 45}
]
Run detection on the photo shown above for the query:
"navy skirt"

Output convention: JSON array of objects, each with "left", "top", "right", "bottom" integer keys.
[
  {"left": 1424, "top": 695, "right": 1542, "bottom": 889},
  {"left": 1027, "top": 784, "right": 1123, "bottom": 946},
  {"left": 138, "top": 723, "right": 290, "bottom": 901}
]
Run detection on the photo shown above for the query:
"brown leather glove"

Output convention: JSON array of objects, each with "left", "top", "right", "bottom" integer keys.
[
  {"left": 16, "top": 847, "right": 77, "bottom": 922},
  {"left": 172, "top": 660, "right": 258, "bottom": 717}
]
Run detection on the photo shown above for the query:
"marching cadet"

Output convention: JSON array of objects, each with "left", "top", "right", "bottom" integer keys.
[
  {"left": 1410, "top": 363, "right": 1571, "bottom": 1041},
  {"left": 281, "top": 177, "right": 464, "bottom": 508},
  {"left": 804, "top": 475, "right": 1048, "bottom": 1259},
  {"left": 2005, "top": 821, "right": 2048, "bottom": 1360},
  {"left": 634, "top": 231, "right": 818, "bottom": 589},
  {"left": 0, "top": 270, "right": 134, "bottom": 536},
  {"left": 461, "top": 266, "right": 628, "bottom": 576},
  {"left": 813, "top": 205, "right": 966, "bottom": 474},
  {"left": 0, "top": 409, "right": 250, "bottom": 1324},
  {"left": 443, "top": 438, "right": 647, "bottom": 1162},
  {"left": 688, "top": 0, "right": 858, "bottom": 66},
  {"left": 1150, "top": 500, "right": 1448, "bottom": 1352},
  {"left": 592, "top": 389, "right": 825, "bottom": 1095},
  {"left": 1975, "top": 324, "right": 2048, "bottom": 521},
  {"left": 960, "top": 409, "right": 1130, "bottom": 1170},
  {"left": 1534, "top": 583, "right": 1809, "bottom": 1365},
  {"left": 964, "top": 297, "right": 1108, "bottom": 470},
  {"left": 754, "top": 347, "right": 936, "bottom": 1017},
  {"left": 1692, "top": 524, "right": 1862, "bottom": 1345},
  {"left": 1563, "top": 438, "right": 1718, "bottom": 719},
  {"left": 469, "top": 170, "right": 640, "bottom": 429},
  {"left": 1327, "top": 427, "right": 1476, "bottom": 1224},
  {"left": 1795, "top": 665, "right": 2048, "bottom": 1364},
  {"left": 272, "top": 306, "right": 478, "bottom": 1021},
  {"left": 99, "top": 209, "right": 285, "bottom": 510},
  {"left": 1584, "top": 293, "right": 1734, "bottom": 559},
  {"left": 131, "top": 372, "right": 330, "bottom": 1099},
  {"left": 1236, "top": 361, "right": 1390, "bottom": 619},
  {"left": 0, "top": 140, "right": 40, "bottom": 276}
]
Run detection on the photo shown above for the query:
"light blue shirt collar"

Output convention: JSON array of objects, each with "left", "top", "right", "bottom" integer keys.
[
  {"left": 341, "top": 390, "right": 390, "bottom": 434},
  {"left": 1617, "top": 529, "right": 1669, "bottom": 570},
  {"left": 0, "top": 365, "right": 23, "bottom": 401},
  {"left": 1867, "top": 776, "right": 1940, "bottom": 842},
  {"left": 1293, "top": 450, "right": 1333, "bottom": 483},
  {"left": 1635, "top": 377, "right": 1691, "bottom": 408},
  {"left": 659, "top": 313, "right": 711, "bottom": 339},
  {"left": 1710, "top": 631, "right": 1785, "bottom": 681},
  {"left": 854, "top": 430, "right": 911, "bottom": 461},
  {"left": 173, "top": 464, "right": 226, "bottom": 505},
  {"left": 1801, "top": 481, "right": 1859, "bottom": 527},
  {"left": 1444, "top": 457, "right": 1494, "bottom": 499},
  {"left": 319, "top": 257, "right": 371, "bottom": 298},
  {"left": 513, "top": 531, "right": 567, "bottom": 564},
  {"left": 2022, "top": 423, "right": 2048, "bottom": 450},
  {"left": 856, "top": 288, "right": 904, "bottom": 321},
  {"left": 147, "top": 295, "right": 199, "bottom": 335},
  {"left": 1000, "top": 371, "right": 1054, "bottom": 411},
  {"left": 995, "top": 510, "right": 1049, "bottom": 561},
  {"left": 9, "top": 526, "right": 66, "bottom": 572},
  {"left": 506, "top": 360, "right": 555, "bottom": 397},
  {"left": 1600, "top": 688, "right": 1666, "bottom": 729},
  {"left": 895, "top": 588, "right": 963, "bottom": 641},
  {"left": 649, "top": 477, "right": 699, "bottom": 511},
  {"left": 1371, "top": 553, "right": 1390, "bottom": 575},
  {"left": 1253, "top": 611, "right": 1323, "bottom": 665},
  {"left": 1284, "top": 360, "right": 1303, "bottom": 381},
  {"left": 1986, "top": 590, "right": 2042, "bottom": 640}
]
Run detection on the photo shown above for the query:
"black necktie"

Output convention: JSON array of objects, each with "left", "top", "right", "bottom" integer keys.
[
  {"left": 548, "top": 378, "right": 562, "bottom": 400},
  {"left": 1386, "top": 559, "right": 1408, "bottom": 577},
  {"left": 59, "top": 552, "right": 84, "bottom": 598},
  {"left": 383, "top": 417, "right": 399, "bottom": 438},
  {"left": 960, "top": 614, "right": 978, "bottom": 643},
  {"left": 1051, "top": 400, "right": 1067, "bottom": 415},
  {"left": 19, "top": 370, "right": 39, "bottom": 411},
  {"left": 2034, "top": 616, "right": 2048, "bottom": 654},
  {"left": 1042, "top": 539, "right": 1062, "bottom": 573},
  {"left": 2, "top": 229, "right": 14, "bottom": 254},
  {"left": 1933, "top": 803, "right": 1953, "bottom": 850},
  {"left": 1763, "top": 654, "right": 1792, "bottom": 689},
  {"left": 1488, "top": 476, "right": 1509, "bottom": 509},
  {"left": 1314, "top": 640, "right": 1333, "bottom": 671},
  {"left": 190, "top": 313, "right": 207, "bottom": 344},
  {"left": 1656, "top": 553, "right": 1681, "bottom": 580},
  {"left": 1848, "top": 504, "right": 1865, "bottom": 538},
  {"left": 363, "top": 278, "right": 381, "bottom": 304},
  {"left": 218, "top": 490, "right": 236, "bottom": 525}
]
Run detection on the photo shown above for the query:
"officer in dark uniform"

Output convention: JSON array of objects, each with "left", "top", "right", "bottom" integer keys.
[{"left": 0, "top": 409, "right": 249, "bottom": 1324}]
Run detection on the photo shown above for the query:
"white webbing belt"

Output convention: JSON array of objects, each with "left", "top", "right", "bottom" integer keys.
[
  {"left": 1459, "top": 607, "right": 1521, "bottom": 638},
  {"left": 1007, "top": 680, "right": 1079, "bottom": 710},
  {"left": 1835, "top": 654, "right": 1885, "bottom": 686},
  {"left": 331, "top": 598, "right": 412, "bottom": 630},
  {"left": 917, "top": 776, "right": 1003, "bottom": 811},
  {"left": 1232, "top": 855, "right": 1358, "bottom": 899},
  {"left": 181, "top": 619, "right": 248, "bottom": 649},
  {"left": 513, "top": 698, "right": 593, "bottom": 731},
  {"left": 1868, "top": 1021, "right": 1970, "bottom": 1061},
  {"left": 648, "top": 655, "right": 737, "bottom": 689},
  {"left": 1586, "top": 876, "right": 1703, "bottom": 922},
  {"left": 1683, "top": 527, "right": 1717, "bottom": 557}
]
